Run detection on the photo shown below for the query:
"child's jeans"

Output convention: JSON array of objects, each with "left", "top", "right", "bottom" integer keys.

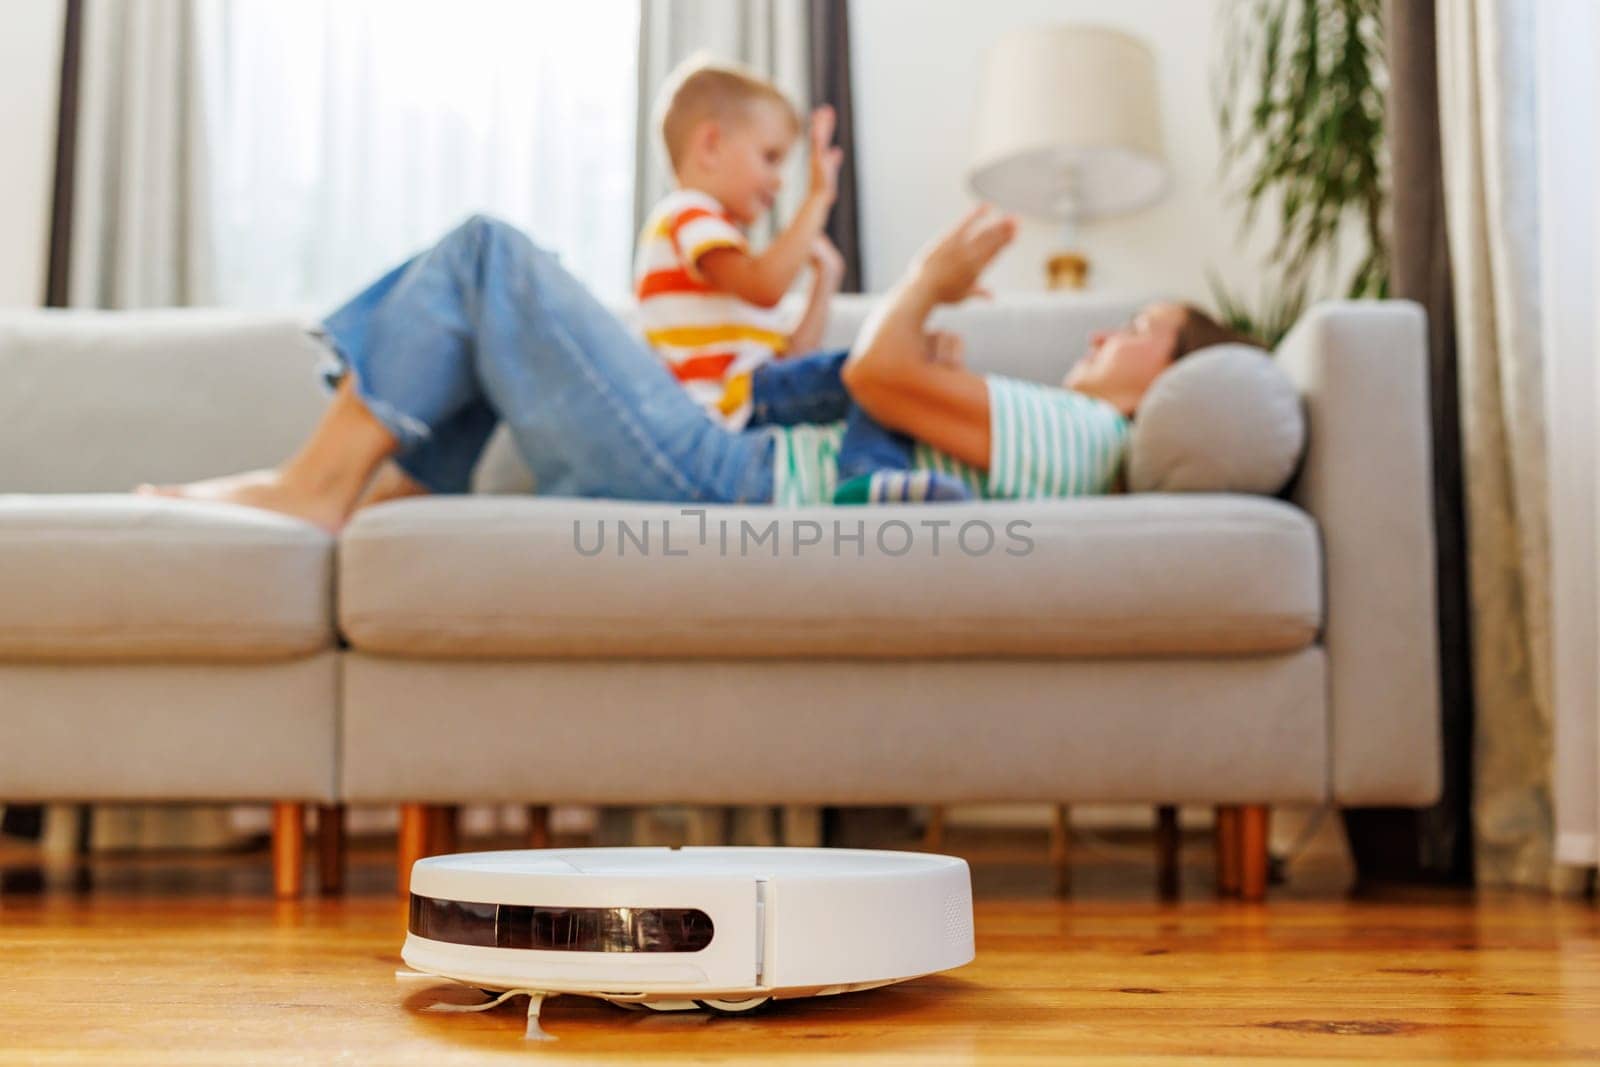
[{"left": 747, "top": 350, "right": 916, "bottom": 481}]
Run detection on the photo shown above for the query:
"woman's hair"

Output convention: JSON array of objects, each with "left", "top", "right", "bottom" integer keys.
[{"left": 1172, "top": 305, "right": 1263, "bottom": 360}]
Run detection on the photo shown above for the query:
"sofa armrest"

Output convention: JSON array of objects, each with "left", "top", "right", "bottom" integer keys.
[
  {"left": 1276, "top": 301, "right": 1442, "bottom": 806},
  {"left": 0, "top": 309, "right": 328, "bottom": 492}
]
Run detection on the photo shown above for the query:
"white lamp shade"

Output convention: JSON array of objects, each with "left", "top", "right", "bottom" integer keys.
[{"left": 968, "top": 25, "right": 1168, "bottom": 221}]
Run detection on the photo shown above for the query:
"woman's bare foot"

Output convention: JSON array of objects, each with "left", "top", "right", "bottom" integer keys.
[
  {"left": 136, "top": 469, "right": 349, "bottom": 534},
  {"left": 353, "top": 460, "right": 431, "bottom": 511},
  {"left": 134, "top": 379, "right": 400, "bottom": 534}
]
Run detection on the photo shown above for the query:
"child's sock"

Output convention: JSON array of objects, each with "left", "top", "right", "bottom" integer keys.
[{"left": 832, "top": 470, "right": 973, "bottom": 505}]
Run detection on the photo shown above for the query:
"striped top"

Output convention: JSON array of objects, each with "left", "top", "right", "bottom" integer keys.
[
  {"left": 771, "top": 375, "right": 1129, "bottom": 507},
  {"left": 634, "top": 189, "right": 790, "bottom": 429}
]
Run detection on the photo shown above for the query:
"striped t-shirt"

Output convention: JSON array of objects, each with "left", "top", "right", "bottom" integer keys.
[
  {"left": 770, "top": 375, "right": 1129, "bottom": 507},
  {"left": 634, "top": 189, "right": 789, "bottom": 429}
]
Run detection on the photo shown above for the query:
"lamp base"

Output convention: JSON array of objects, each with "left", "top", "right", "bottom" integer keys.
[{"left": 1047, "top": 251, "right": 1089, "bottom": 290}]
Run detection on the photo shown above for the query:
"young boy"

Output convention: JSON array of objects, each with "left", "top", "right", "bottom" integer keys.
[{"left": 634, "top": 58, "right": 970, "bottom": 504}]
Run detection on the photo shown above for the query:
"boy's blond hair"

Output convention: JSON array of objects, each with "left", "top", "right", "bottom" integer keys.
[{"left": 654, "top": 55, "right": 801, "bottom": 172}]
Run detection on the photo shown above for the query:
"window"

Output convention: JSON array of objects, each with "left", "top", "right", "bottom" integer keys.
[{"left": 197, "top": 0, "right": 639, "bottom": 311}]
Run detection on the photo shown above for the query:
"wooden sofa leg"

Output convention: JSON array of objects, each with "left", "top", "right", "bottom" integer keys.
[
  {"left": 272, "top": 802, "right": 305, "bottom": 900},
  {"left": 427, "top": 804, "right": 459, "bottom": 856},
  {"left": 1155, "top": 805, "right": 1180, "bottom": 900},
  {"left": 1239, "top": 805, "right": 1271, "bottom": 902},
  {"left": 1215, "top": 805, "right": 1241, "bottom": 897},
  {"left": 526, "top": 805, "right": 551, "bottom": 849},
  {"left": 779, "top": 805, "right": 821, "bottom": 847},
  {"left": 397, "top": 803, "right": 431, "bottom": 897},
  {"left": 1049, "top": 804, "right": 1071, "bottom": 896},
  {"left": 922, "top": 806, "right": 946, "bottom": 851},
  {"left": 317, "top": 804, "right": 345, "bottom": 896}
]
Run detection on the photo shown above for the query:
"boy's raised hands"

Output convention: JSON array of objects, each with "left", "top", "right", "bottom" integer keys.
[
  {"left": 809, "top": 234, "right": 846, "bottom": 286},
  {"left": 808, "top": 105, "right": 844, "bottom": 205}
]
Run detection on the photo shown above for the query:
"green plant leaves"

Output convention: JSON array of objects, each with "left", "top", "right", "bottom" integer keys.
[{"left": 1212, "top": 0, "right": 1390, "bottom": 344}]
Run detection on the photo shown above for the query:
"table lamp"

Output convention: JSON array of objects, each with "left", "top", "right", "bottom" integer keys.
[{"left": 968, "top": 25, "right": 1169, "bottom": 289}]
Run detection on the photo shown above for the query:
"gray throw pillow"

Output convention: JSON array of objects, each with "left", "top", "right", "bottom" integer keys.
[{"left": 1127, "top": 344, "right": 1305, "bottom": 495}]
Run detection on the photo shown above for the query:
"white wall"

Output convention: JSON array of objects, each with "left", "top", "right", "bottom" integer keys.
[
  {"left": 850, "top": 0, "right": 1287, "bottom": 302},
  {"left": 0, "top": 0, "right": 64, "bottom": 308}
]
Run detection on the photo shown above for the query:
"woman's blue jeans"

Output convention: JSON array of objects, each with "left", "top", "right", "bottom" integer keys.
[{"left": 318, "top": 215, "right": 777, "bottom": 503}]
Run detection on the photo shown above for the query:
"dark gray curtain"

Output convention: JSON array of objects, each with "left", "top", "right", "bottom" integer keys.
[
  {"left": 44, "top": 0, "right": 83, "bottom": 308},
  {"left": 806, "top": 0, "right": 863, "bottom": 293},
  {"left": 1345, "top": 0, "right": 1474, "bottom": 886}
]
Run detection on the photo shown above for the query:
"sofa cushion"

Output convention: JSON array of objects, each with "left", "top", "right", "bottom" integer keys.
[
  {"left": 0, "top": 496, "right": 334, "bottom": 661},
  {"left": 339, "top": 494, "right": 1321, "bottom": 659},
  {"left": 1128, "top": 344, "right": 1307, "bottom": 495}
]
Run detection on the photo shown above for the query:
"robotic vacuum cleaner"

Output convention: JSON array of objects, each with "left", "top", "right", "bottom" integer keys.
[{"left": 402, "top": 847, "right": 975, "bottom": 1017}]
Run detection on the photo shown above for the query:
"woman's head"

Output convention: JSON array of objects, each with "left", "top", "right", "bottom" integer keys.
[{"left": 1064, "top": 303, "right": 1260, "bottom": 415}]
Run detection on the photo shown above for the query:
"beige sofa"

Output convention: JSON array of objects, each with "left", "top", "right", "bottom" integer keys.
[{"left": 0, "top": 296, "right": 1440, "bottom": 901}]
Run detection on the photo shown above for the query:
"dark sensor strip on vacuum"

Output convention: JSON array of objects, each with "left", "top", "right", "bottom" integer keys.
[{"left": 409, "top": 894, "right": 716, "bottom": 953}]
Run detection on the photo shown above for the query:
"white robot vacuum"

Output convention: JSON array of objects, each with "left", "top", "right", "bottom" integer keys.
[{"left": 401, "top": 846, "right": 974, "bottom": 1028}]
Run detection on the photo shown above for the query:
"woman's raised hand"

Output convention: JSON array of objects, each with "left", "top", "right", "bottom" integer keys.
[{"left": 911, "top": 205, "right": 1018, "bottom": 306}]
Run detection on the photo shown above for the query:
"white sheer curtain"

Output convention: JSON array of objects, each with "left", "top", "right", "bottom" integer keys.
[
  {"left": 1441, "top": 0, "right": 1600, "bottom": 892},
  {"left": 1438, "top": 0, "right": 1555, "bottom": 891},
  {"left": 196, "top": 0, "right": 640, "bottom": 311},
  {"left": 1543, "top": 0, "right": 1600, "bottom": 878}
]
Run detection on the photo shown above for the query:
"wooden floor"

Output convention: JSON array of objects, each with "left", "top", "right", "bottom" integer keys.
[{"left": 3, "top": 829, "right": 1600, "bottom": 1065}]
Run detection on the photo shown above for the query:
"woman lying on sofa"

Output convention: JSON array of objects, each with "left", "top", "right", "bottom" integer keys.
[{"left": 138, "top": 207, "right": 1247, "bottom": 530}]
